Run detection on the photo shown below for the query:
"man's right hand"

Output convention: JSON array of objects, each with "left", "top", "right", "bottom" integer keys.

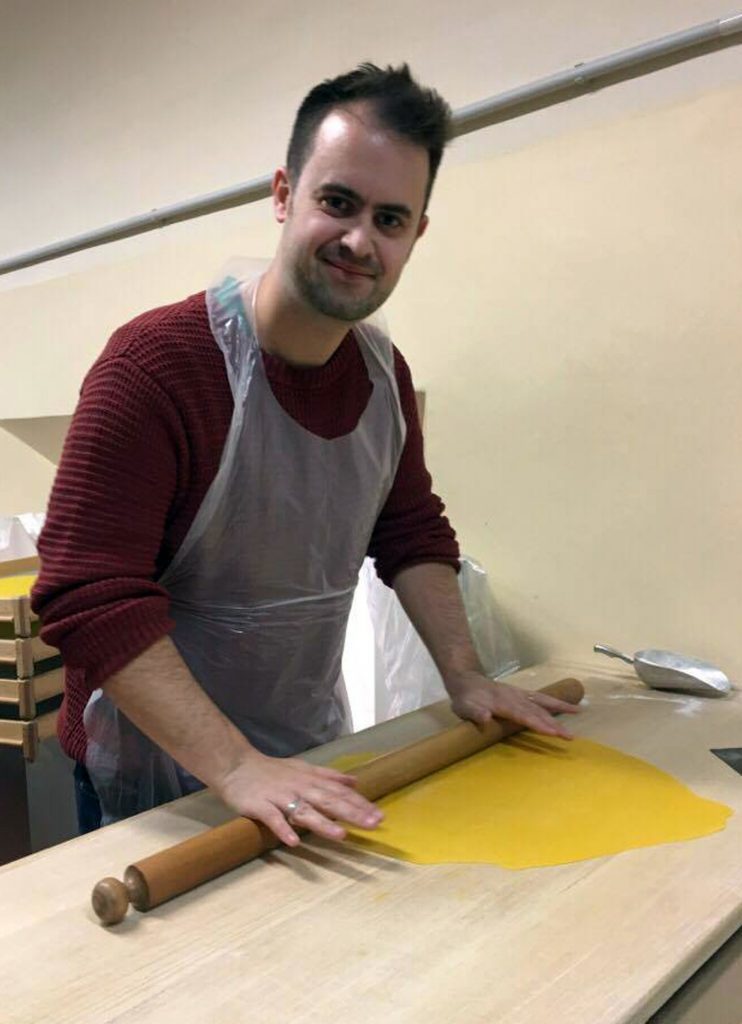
[
  {"left": 104, "top": 637, "right": 382, "bottom": 845},
  {"left": 214, "top": 751, "right": 384, "bottom": 847}
]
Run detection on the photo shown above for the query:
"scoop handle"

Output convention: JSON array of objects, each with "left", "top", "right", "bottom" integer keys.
[{"left": 594, "top": 644, "right": 635, "bottom": 665}]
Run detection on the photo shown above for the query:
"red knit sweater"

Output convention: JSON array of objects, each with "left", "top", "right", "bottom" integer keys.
[{"left": 32, "top": 291, "right": 459, "bottom": 763}]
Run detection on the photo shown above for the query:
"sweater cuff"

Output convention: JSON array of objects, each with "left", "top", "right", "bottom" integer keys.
[
  {"left": 382, "top": 556, "right": 461, "bottom": 589},
  {"left": 47, "top": 598, "right": 174, "bottom": 690}
]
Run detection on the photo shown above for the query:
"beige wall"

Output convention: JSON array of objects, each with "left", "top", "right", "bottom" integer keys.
[
  {"left": 2, "top": 2, "right": 741, "bottom": 676},
  {"left": 389, "top": 84, "right": 742, "bottom": 673}
]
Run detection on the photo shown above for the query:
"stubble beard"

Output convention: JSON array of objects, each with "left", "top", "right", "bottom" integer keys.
[{"left": 291, "top": 255, "right": 390, "bottom": 323}]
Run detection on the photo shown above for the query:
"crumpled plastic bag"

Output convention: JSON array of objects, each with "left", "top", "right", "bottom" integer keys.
[{"left": 361, "top": 555, "right": 520, "bottom": 722}]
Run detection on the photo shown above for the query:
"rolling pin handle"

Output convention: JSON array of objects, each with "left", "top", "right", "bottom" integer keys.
[{"left": 92, "top": 877, "right": 130, "bottom": 926}]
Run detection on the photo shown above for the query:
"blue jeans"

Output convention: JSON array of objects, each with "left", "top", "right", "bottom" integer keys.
[{"left": 73, "top": 761, "right": 102, "bottom": 834}]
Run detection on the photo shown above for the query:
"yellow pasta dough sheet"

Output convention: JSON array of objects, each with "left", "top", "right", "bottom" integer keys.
[
  {"left": 0, "top": 574, "right": 37, "bottom": 599},
  {"left": 335, "top": 735, "right": 732, "bottom": 869}
]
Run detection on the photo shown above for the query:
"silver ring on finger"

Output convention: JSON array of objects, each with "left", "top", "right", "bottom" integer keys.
[{"left": 285, "top": 798, "right": 303, "bottom": 821}]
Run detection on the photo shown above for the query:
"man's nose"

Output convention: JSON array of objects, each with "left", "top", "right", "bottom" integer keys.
[{"left": 340, "top": 216, "right": 375, "bottom": 261}]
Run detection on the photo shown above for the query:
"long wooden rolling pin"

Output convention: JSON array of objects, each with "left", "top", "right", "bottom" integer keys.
[{"left": 92, "top": 677, "right": 583, "bottom": 925}]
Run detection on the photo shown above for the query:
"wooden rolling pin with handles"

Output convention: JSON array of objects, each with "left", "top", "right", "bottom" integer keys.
[{"left": 92, "top": 677, "right": 584, "bottom": 925}]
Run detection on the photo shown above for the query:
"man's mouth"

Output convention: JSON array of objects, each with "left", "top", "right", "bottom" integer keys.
[{"left": 322, "top": 257, "right": 377, "bottom": 279}]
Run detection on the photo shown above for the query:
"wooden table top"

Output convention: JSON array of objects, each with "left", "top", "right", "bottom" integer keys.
[{"left": 2, "top": 662, "right": 741, "bottom": 1024}]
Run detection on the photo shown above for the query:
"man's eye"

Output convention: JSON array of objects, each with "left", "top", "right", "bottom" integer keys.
[
  {"left": 320, "top": 195, "right": 351, "bottom": 215},
  {"left": 376, "top": 213, "right": 403, "bottom": 230}
]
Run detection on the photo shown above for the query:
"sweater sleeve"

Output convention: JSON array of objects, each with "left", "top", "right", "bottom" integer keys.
[
  {"left": 367, "top": 348, "right": 460, "bottom": 585},
  {"left": 31, "top": 354, "right": 186, "bottom": 693}
]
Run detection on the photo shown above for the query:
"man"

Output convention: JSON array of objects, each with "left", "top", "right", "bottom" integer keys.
[{"left": 33, "top": 64, "right": 576, "bottom": 845}]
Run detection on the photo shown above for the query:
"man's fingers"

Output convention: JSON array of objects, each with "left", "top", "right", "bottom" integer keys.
[
  {"left": 287, "top": 802, "right": 347, "bottom": 842},
  {"left": 530, "top": 717, "right": 570, "bottom": 738},
  {"left": 462, "top": 699, "right": 573, "bottom": 739},
  {"left": 450, "top": 698, "right": 491, "bottom": 725},
  {"left": 522, "top": 707, "right": 573, "bottom": 739},
  {"left": 472, "top": 707, "right": 493, "bottom": 725},
  {"left": 259, "top": 804, "right": 301, "bottom": 847},
  {"left": 303, "top": 787, "right": 383, "bottom": 830}
]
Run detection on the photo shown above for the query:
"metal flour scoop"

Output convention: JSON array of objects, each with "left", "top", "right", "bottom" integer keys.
[{"left": 594, "top": 644, "right": 731, "bottom": 698}]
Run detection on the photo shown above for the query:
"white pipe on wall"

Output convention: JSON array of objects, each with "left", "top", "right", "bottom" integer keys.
[
  {"left": 1, "top": 12, "right": 741, "bottom": 277},
  {"left": 452, "top": 12, "right": 742, "bottom": 135}
]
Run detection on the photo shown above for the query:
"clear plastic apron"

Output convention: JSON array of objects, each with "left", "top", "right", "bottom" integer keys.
[{"left": 84, "top": 261, "right": 406, "bottom": 824}]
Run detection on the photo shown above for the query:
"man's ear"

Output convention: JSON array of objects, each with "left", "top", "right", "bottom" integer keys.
[
  {"left": 406, "top": 213, "right": 429, "bottom": 261},
  {"left": 273, "top": 167, "right": 291, "bottom": 223}
]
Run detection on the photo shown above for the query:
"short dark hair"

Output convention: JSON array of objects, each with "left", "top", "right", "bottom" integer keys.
[{"left": 286, "top": 63, "right": 452, "bottom": 208}]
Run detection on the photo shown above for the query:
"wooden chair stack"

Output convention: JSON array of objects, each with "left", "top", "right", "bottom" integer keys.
[
  {"left": 0, "top": 556, "right": 66, "bottom": 863},
  {"left": 0, "top": 556, "right": 63, "bottom": 755}
]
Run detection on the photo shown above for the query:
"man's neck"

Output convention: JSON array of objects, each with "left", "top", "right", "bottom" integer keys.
[{"left": 252, "top": 262, "right": 349, "bottom": 368}]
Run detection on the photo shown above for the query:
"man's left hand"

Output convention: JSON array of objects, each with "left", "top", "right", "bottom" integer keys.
[{"left": 446, "top": 671, "right": 579, "bottom": 739}]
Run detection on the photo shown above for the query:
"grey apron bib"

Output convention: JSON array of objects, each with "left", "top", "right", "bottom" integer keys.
[{"left": 84, "top": 262, "right": 406, "bottom": 823}]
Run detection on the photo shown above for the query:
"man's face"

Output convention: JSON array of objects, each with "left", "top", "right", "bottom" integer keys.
[{"left": 273, "top": 102, "right": 430, "bottom": 322}]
